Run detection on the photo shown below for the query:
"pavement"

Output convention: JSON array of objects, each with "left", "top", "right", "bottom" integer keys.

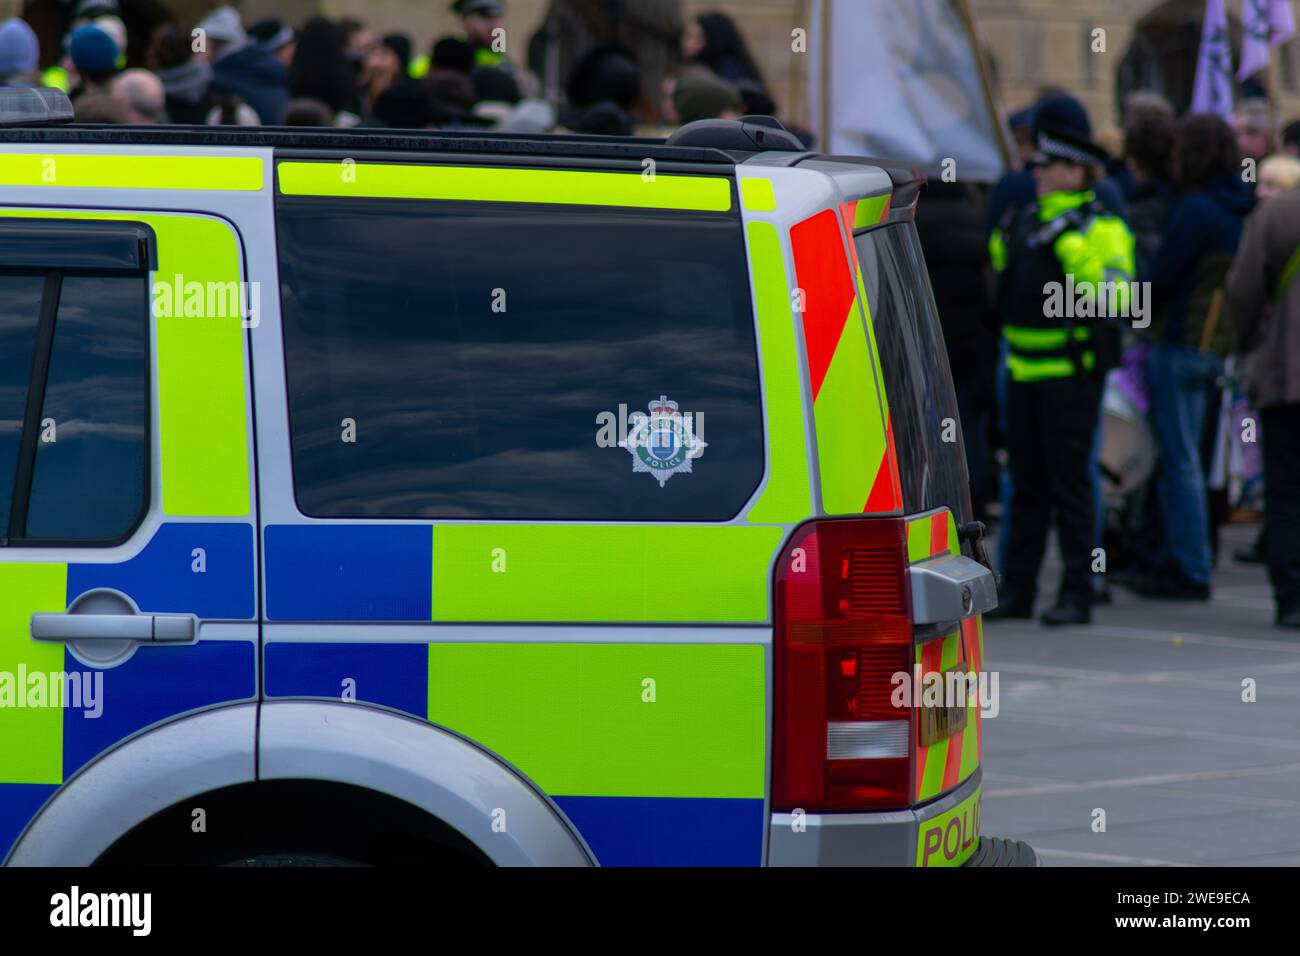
[{"left": 979, "top": 521, "right": 1300, "bottom": 866}]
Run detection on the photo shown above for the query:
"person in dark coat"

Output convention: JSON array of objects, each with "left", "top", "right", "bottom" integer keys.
[
  {"left": 196, "top": 5, "right": 290, "bottom": 125},
  {"left": 1131, "top": 114, "right": 1253, "bottom": 600},
  {"left": 289, "top": 16, "right": 361, "bottom": 119}
]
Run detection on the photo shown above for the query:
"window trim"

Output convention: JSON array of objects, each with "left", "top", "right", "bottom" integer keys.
[
  {"left": 0, "top": 263, "right": 153, "bottom": 549},
  {"left": 0, "top": 219, "right": 157, "bottom": 271}
]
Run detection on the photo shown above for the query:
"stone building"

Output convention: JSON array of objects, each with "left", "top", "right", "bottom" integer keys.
[{"left": 15, "top": 0, "right": 1300, "bottom": 134}]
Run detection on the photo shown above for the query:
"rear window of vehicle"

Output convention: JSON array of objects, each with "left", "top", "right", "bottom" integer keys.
[
  {"left": 276, "top": 191, "right": 764, "bottom": 521},
  {"left": 853, "top": 222, "right": 972, "bottom": 522}
]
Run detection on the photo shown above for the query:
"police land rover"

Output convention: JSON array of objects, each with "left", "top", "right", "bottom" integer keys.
[{"left": 0, "top": 87, "right": 1033, "bottom": 867}]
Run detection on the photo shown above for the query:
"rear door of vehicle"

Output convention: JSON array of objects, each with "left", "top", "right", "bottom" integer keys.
[
  {"left": 0, "top": 184, "right": 259, "bottom": 862},
  {"left": 782, "top": 169, "right": 988, "bottom": 818}
]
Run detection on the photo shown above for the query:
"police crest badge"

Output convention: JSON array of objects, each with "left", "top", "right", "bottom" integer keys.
[{"left": 620, "top": 395, "right": 707, "bottom": 488}]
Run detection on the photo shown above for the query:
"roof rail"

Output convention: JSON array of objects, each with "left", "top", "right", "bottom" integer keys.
[
  {"left": 665, "top": 115, "right": 804, "bottom": 153},
  {"left": 0, "top": 87, "right": 74, "bottom": 128}
]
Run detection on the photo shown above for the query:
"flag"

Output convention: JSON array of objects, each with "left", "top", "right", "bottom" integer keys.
[
  {"left": 1239, "top": 0, "right": 1296, "bottom": 80},
  {"left": 1239, "top": 0, "right": 1272, "bottom": 80},
  {"left": 1270, "top": 0, "right": 1297, "bottom": 46},
  {"left": 808, "top": 0, "right": 1008, "bottom": 181},
  {"left": 1192, "top": 0, "right": 1234, "bottom": 117}
]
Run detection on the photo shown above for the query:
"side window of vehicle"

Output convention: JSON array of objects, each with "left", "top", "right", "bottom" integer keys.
[
  {"left": 854, "top": 222, "right": 973, "bottom": 522},
  {"left": 0, "top": 262, "right": 148, "bottom": 545},
  {"left": 275, "top": 195, "right": 765, "bottom": 521}
]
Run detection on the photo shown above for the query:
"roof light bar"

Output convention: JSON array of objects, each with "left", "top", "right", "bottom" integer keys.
[{"left": 0, "top": 87, "right": 75, "bottom": 128}]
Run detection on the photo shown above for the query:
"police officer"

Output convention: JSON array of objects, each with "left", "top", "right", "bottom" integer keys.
[
  {"left": 450, "top": 0, "right": 510, "bottom": 70},
  {"left": 986, "top": 125, "right": 1135, "bottom": 626}
]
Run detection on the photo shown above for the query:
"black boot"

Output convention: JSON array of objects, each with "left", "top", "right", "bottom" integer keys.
[
  {"left": 1040, "top": 600, "right": 1091, "bottom": 627},
  {"left": 986, "top": 593, "right": 1034, "bottom": 620}
]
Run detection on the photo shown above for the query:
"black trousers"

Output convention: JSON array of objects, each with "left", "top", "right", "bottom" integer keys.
[
  {"left": 1261, "top": 403, "right": 1300, "bottom": 616},
  {"left": 1003, "top": 375, "right": 1103, "bottom": 607}
]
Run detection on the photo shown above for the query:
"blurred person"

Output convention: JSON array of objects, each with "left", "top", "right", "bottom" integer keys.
[
  {"left": 290, "top": 16, "right": 361, "bottom": 122},
  {"left": 206, "top": 93, "right": 260, "bottom": 126},
  {"left": 1226, "top": 187, "right": 1300, "bottom": 629},
  {"left": 339, "top": 17, "right": 376, "bottom": 78},
  {"left": 432, "top": 36, "right": 475, "bottom": 74},
  {"left": 0, "top": 17, "right": 40, "bottom": 86},
  {"left": 362, "top": 35, "right": 412, "bottom": 107},
  {"left": 248, "top": 19, "right": 297, "bottom": 70},
  {"left": 987, "top": 93, "right": 1127, "bottom": 583},
  {"left": 985, "top": 124, "right": 1135, "bottom": 626},
  {"left": 682, "top": 13, "right": 764, "bottom": 88},
  {"left": 68, "top": 23, "right": 120, "bottom": 98},
  {"left": 283, "top": 97, "right": 334, "bottom": 127},
  {"left": 1122, "top": 96, "right": 1177, "bottom": 275},
  {"left": 425, "top": 67, "right": 477, "bottom": 121},
  {"left": 986, "top": 94, "right": 1127, "bottom": 236},
  {"left": 147, "top": 23, "right": 216, "bottom": 125},
  {"left": 1235, "top": 99, "right": 1276, "bottom": 167},
  {"left": 111, "top": 68, "right": 164, "bottom": 123},
  {"left": 1134, "top": 114, "right": 1253, "bottom": 600},
  {"left": 672, "top": 68, "right": 742, "bottom": 125},
  {"left": 73, "top": 90, "right": 132, "bottom": 123},
  {"left": 570, "top": 99, "right": 634, "bottom": 135},
  {"left": 448, "top": 0, "right": 508, "bottom": 70},
  {"left": 196, "top": 5, "right": 289, "bottom": 125},
  {"left": 527, "top": 0, "right": 682, "bottom": 123},
  {"left": 1282, "top": 118, "right": 1300, "bottom": 156},
  {"left": 566, "top": 43, "right": 640, "bottom": 111},
  {"left": 1256, "top": 153, "right": 1300, "bottom": 201}
]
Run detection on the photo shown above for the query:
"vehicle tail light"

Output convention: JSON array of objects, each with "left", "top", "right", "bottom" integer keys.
[{"left": 772, "top": 517, "right": 914, "bottom": 811}]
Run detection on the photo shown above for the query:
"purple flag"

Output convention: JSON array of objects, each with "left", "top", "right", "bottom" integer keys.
[
  {"left": 1192, "top": 0, "right": 1234, "bottom": 117},
  {"left": 1270, "top": 0, "right": 1297, "bottom": 46},
  {"left": 1239, "top": 0, "right": 1271, "bottom": 80}
]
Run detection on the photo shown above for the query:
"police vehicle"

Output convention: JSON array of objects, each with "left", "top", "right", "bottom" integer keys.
[{"left": 0, "top": 87, "right": 1033, "bottom": 867}]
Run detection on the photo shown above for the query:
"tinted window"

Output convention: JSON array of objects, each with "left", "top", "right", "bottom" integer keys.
[
  {"left": 0, "top": 266, "right": 147, "bottom": 544},
  {"left": 277, "top": 194, "right": 764, "bottom": 520},
  {"left": 0, "top": 273, "right": 44, "bottom": 535},
  {"left": 854, "top": 223, "right": 972, "bottom": 521},
  {"left": 26, "top": 274, "right": 148, "bottom": 539}
]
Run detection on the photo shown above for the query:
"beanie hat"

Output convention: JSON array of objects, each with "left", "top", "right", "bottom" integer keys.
[
  {"left": 69, "top": 24, "right": 120, "bottom": 78},
  {"left": 195, "top": 6, "right": 247, "bottom": 48},
  {"left": 673, "top": 70, "right": 743, "bottom": 126},
  {"left": 0, "top": 17, "right": 39, "bottom": 78}
]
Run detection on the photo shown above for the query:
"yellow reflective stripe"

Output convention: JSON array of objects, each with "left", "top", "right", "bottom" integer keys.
[
  {"left": 1006, "top": 350, "right": 1095, "bottom": 382},
  {"left": 906, "top": 516, "right": 932, "bottom": 563},
  {"left": 740, "top": 177, "right": 776, "bottom": 211},
  {"left": 0, "top": 155, "right": 262, "bottom": 191},
  {"left": 988, "top": 229, "right": 1006, "bottom": 272},
  {"left": 1002, "top": 324, "right": 1090, "bottom": 350},
  {"left": 744, "top": 222, "right": 812, "bottom": 524},
  {"left": 277, "top": 162, "right": 732, "bottom": 212},
  {"left": 0, "top": 209, "right": 251, "bottom": 516},
  {"left": 0, "top": 564, "right": 67, "bottom": 784},
  {"left": 431, "top": 524, "right": 784, "bottom": 623},
  {"left": 814, "top": 300, "right": 883, "bottom": 514},
  {"left": 854, "top": 194, "right": 889, "bottom": 227}
]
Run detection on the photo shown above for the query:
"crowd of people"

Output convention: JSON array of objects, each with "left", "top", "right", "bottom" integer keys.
[
  {"left": 0, "top": 0, "right": 789, "bottom": 137},
  {"left": 974, "top": 87, "right": 1300, "bottom": 630}
]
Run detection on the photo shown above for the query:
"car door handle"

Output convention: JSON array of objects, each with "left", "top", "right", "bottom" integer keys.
[{"left": 31, "top": 612, "right": 196, "bottom": 643}]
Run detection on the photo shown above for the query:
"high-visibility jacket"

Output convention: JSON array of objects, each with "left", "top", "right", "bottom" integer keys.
[{"left": 990, "top": 189, "right": 1135, "bottom": 382}]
